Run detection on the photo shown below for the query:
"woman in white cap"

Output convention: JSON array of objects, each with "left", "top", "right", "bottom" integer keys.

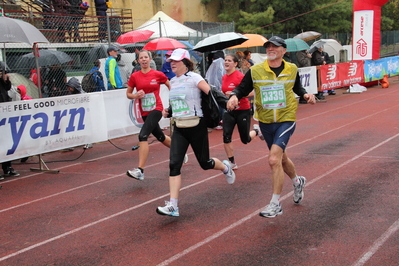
[{"left": 156, "top": 48, "right": 236, "bottom": 217}]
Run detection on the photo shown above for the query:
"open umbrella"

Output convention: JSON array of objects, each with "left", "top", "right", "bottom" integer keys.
[
  {"left": 228, "top": 34, "right": 268, "bottom": 49},
  {"left": 116, "top": 30, "right": 154, "bottom": 44},
  {"left": 143, "top": 37, "right": 186, "bottom": 51},
  {"left": 16, "top": 50, "right": 73, "bottom": 69},
  {"left": 285, "top": 38, "right": 310, "bottom": 52},
  {"left": 0, "top": 61, "right": 11, "bottom": 72},
  {"left": 84, "top": 44, "right": 127, "bottom": 62},
  {"left": 9, "top": 73, "right": 40, "bottom": 99},
  {"left": 193, "top": 32, "right": 249, "bottom": 52},
  {"left": 293, "top": 31, "right": 322, "bottom": 42},
  {"left": 0, "top": 16, "right": 49, "bottom": 45},
  {"left": 309, "top": 39, "right": 343, "bottom": 55}
]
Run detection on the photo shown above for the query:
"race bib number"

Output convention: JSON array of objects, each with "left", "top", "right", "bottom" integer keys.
[
  {"left": 260, "top": 84, "right": 286, "bottom": 109},
  {"left": 142, "top": 93, "right": 156, "bottom": 112},
  {"left": 170, "top": 94, "right": 190, "bottom": 117}
]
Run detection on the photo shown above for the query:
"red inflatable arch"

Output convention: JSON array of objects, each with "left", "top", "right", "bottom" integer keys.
[{"left": 353, "top": 0, "right": 389, "bottom": 60}]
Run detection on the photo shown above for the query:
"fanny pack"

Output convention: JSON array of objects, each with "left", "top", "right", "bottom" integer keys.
[{"left": 172, "top": 116, "right": 200, "bottom": 128}]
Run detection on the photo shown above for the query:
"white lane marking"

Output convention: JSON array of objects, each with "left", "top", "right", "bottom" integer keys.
[
  {"left": 1, "top": 133, "right": 398, "bottom": 263},
  {"left": 352, "top": 219, "right": 399, "bottom": 266},
  {"left": 157, "top": 132, "right": 399, "bottom": 266}
]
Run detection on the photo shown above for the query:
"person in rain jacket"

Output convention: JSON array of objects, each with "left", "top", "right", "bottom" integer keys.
[
  {"left": 17, "top": 85, "right": 33, "bottom": 100},
  {"left": 66, "top": 77, "right": 85, "bottom": 94}
]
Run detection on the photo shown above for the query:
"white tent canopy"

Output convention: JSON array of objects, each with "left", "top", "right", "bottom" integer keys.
[{"left": 135, "top": 11, "right": 200, "bottom": 40}]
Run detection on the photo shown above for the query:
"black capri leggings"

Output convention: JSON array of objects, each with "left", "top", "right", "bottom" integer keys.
[
  {"left": 222, "top": 109, "right": 252, "bottom": 144},
  {"left": 169, "top": 118, "right": 215, "bottom": 176},
  {"left": 139, "top": 110, "right": 166, "bottom": 142}
]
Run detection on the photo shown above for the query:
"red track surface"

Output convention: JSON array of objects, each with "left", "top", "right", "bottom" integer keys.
[{"left": 1, "top": 80, "right": 399, "bottom": 266}]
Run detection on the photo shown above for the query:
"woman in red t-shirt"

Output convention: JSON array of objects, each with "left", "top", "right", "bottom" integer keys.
[
  {"left": 222, "top": 54, "right": 262, "bottom": 169},
  {"left": 125, "top": 50, "right": 174, "bottom": 181}
]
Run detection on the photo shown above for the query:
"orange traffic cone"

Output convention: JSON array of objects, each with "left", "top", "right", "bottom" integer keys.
[{"left": 381, "top": 75, "right": 390, "bottom": 88}]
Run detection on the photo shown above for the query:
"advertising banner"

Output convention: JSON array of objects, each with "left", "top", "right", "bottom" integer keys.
[
  {"left": 319, "top": 61, "right": 364, "bottom": 90},
  {"left": 0, "top": 93, "right": 108, "bottom": 162},
  {"left": 353, "top": 10, "right": 374, "bottom": 60},
  {"left": 298, "top": 66, "right": 317, "bottom": 95},
  {"left": 0, "top": 88, "right": 171, "bottom": 163}
]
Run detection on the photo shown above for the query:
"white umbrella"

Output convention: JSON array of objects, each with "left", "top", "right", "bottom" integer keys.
[
  {"left": 293, "top": 31, "right": 322, "bottom": 42},
  {"left": 0, "top": 16, "right": 49, "bottom": 45},
  {"left": 309, "top": 39, "right": 344, "bottom": 61},
  {"left": 193, "top": 32, "right": 249, "bottom": 53},
  {"left": 0, "top": 16, "right": 49, "bottom": 99}
]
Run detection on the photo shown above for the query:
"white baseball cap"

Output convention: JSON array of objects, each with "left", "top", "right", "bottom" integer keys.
[{"left": 167, "top": 48, "right": 190, "bottom": 62}]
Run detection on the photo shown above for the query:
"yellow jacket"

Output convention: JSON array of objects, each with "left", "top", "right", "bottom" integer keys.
[{"left": 251, "top": 60, "right": 298, "bottom": 123}]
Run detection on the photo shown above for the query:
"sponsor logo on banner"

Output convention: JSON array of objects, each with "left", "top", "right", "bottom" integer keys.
[
  {"left": 129, "top": 99, "right": 144, "bottom": 128},
  {"left": 298, "top": 66, "right": 317, "bottom": 95},
  {"left": 321, "top": 64, "right": 342, "bottom": 90},
  {"left": 353, "top": 10, "right": 373, "bottom": 60},
  {"left": 0, "top": 93, "right": 108, "bottom": 162},
  {"left": 320, "top": 61, "right": 364, "bottom": 90}
]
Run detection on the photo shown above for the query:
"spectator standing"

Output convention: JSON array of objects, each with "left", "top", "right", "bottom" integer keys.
[
  {"left": 311, "top": 46, "right": 334, "bottom": 98},
  {"left": 17, "top": 85, "right": 33, "bottom": 100},
  {"left": 45, "top": 64, "right": 67, "bottom": 97},
  {"left": 52, "top": 0, "right": 70, "bottom": 42},
  {"left": 89, "top": 59, "right": 106, "bottom": 91},
  {"left": 65, "top": 78, "right": 93, "bottom": 149},
  {"left": 29, "top": 68, "right": 39, "bottom": 87},
  {"left": 244, "top": 50, "right": 255, "bottom": 66},
  {"left": 161, "top": 50, "right": 175, "bottom": 80},
  {"left": 227, "top": 36, "right": 316, "bottom": 218},
  {"left": 235, "top": 50, "right": 251, "bottom": 74},
  {"left": 105, "top": 46, "right": 123, "bottom": 90},
  {"left": 94, "top": 0, "right": 108, "bottom": 41},
  {"left": 0, "top": 68, "right": 20, "bottom": 179},
  {"left": 66, "top": 77, "right": 85, "bottom": 94},
  {"left": 296, "top": 49, "right": 312, "bottom": 104},
  {"left": 156, "top": 49, "right": 235, "bottom": 217},
  {"left": 66, "top": 0, "right": 87, "bottom": 42},
  {"left": 205, "top": 50, "right": 226, "bottom": 130}
]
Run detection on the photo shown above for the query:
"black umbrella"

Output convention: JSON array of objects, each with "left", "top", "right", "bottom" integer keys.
[
  {"left": 0, "top": 61, "right": 11, "bottom": 72},
  {"left": 84, "top": 44, "right": 127, "bottom": 63},
  {"left": 17, "top": 50, "right": 73, "bottom": 69},
  {"left": 193, "top": 32, "right": 249, "bottom": 53}
]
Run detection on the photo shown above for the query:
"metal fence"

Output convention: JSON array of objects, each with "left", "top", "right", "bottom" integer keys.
[{"left": 2, "top": 4, "right": 399, "bottom": 99}]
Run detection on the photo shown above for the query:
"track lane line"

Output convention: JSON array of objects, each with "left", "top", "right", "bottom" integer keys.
[{"left": 157, "top": 132, "right": 399, "bottom": 266}]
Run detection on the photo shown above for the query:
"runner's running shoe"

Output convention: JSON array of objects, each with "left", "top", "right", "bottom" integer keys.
[
  {"left": 253, "top": 124, "right": 264, "bottom": 140},
  {"left": 293, "top": 176, "right": 306, "bottom": 204},
  {"left": 222, "top": 160, "right": 236, "bottom": 184},
  {"left": 156, "top": 201, "right": 179, "bottom": 217},
  {"left": 259, "top": 202, "right": 283, "bottom": 218},
  {"left": 126, "top": 168, "right": 144, "bottom": 181},
  {"left": 183, "top": 154, "right": 189, "bottom": 164},
  {"left": 230, "top": 162, "right": 238, "bottom": 170}
]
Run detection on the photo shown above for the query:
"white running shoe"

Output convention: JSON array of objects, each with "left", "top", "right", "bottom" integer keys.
[
  {"left": 253, "top": 124, "right": 264, "bottom": 141},
  {"left": 222, "top": 160, "right": 236, "bottom": 184},
  {"left": 293, "top": 176, "right": 306, "bottom": 204},
  {"left": 126, "top": 168, "right": 144, "bottom": 181},
  {"left": 259, "top": 202, "right": 283, "bottom": 218},
  {"left": 183, "top": 154, "right": 189, "bottom": 164},
  {"left": 156, "top": 201, "right": 179, "bottom": 217}
]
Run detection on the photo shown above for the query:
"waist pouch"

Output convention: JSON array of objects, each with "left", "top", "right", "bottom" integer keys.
[{"left": 173, "top": 116, "right": 200, "bottom": 128}]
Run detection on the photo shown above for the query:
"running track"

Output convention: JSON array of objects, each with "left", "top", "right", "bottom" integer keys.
[{"left": 1, "top": 80, "right": 399, "bottom": 266}]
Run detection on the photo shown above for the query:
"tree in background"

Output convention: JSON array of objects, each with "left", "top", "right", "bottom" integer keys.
[{"left": 200, "top": 0, "right": 353, "bottom": 35}]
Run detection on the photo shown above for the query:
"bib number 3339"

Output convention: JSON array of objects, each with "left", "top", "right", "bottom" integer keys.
[{"left": 260, "top": 84, "right": 286, "bottom": 109}]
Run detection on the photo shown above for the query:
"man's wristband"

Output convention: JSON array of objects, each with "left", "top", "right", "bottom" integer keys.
[{"left": 229, "top": 92, "right": 237, "bottom": 99}]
